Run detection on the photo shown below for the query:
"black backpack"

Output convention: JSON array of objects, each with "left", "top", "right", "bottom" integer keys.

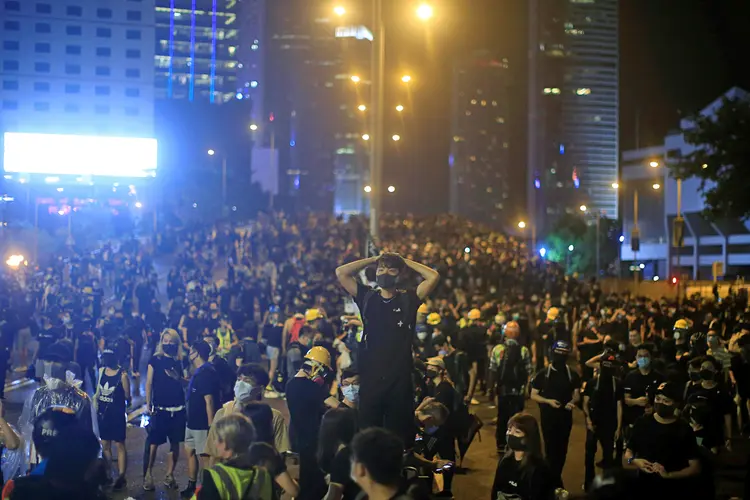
[
  {"left": 242, "top": 338, "right": 263, "bottom": 364},
  {"left": 497, "top": 342, "right": 526, "bottom": 393}
]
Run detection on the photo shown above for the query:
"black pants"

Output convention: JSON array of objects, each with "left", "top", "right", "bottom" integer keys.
[
  {"left": 423, "top": 430, "right": 456, "bottom": 492},
  {"left": 540, "top": 407, "right": 572, "bottom": 481},
  {"left": 298, "top": 446, "right": 326, "bottom": 500},
  {"left": 360, "top": 377, "right": 415, "bottom": 449},
  {"left": 584, "top": 423, "right": 616, "bottom": 489},
  {"left": 0, "top": 348, "right": 9, "bottom": 399},
  {"left": 79, "top": 359, "right": 97, "bottom": 394},
  {"left": 495, "top": 394, "right": 525, "bottom": 449}
]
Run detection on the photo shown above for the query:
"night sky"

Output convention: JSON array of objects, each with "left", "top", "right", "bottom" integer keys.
[{"left": 383, "top": 0, "right": 750, "bottom": 215}]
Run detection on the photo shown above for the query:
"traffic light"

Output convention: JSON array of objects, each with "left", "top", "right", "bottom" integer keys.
[
  {"left": 671, "top": 276, "right": 678, "bottom": 285},
  {"left": 673, "top": 216, "right": 685, "bottom": 247},
  {"left": 631, "top": 228, "right": 640, "bottom": 252}
]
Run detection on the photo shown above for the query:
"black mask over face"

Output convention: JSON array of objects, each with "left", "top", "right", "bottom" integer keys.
[
  {"left": 699, "top": 369, "right": 716, "bottom": 381},
  {"left": 654, "top": 402, "right": 675, "bottom": 419},
  {"left": 376, "top": 273, "right": 398, "bottom": 289},
  {"left": 689, "top": 371, "right": 701, "bottom": 382},
  {"left": 162, "top": 343, "right": 178, "bottom": 357},
  {"left": 506, "top": 434, "right": 526, "bottom": 451}
]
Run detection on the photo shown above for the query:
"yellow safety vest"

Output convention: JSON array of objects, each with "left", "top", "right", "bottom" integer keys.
[
  {"left": 216, "top": 327, "right": 234, "bottom": 354},
  {"left": 196, "top": 463, "right": 273, "bottom": 500}
]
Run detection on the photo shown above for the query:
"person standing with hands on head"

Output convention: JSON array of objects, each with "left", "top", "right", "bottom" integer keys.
[{"left": 335, "top": 252, "right": 439, "bottom": 448}]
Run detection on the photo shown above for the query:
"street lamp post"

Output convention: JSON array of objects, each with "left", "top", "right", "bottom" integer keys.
[
  {"left": 369, "top": 0, "right": 386, "bottom": 243},
  {"left": 208, "top": 149, "right": 227, "bottom": 213},
  {"left": 633, "top": 189, "right": 639, "bottom": 292}
]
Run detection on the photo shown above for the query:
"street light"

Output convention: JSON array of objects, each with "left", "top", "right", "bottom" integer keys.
[
  {"left": 249, "top": 124, "right": 259, "bottom": 131},
  {"left": 649, "top": 161, "right": 659, "bottom": 168},
  {"left": 387, "top": 185, "right": 395, "bottom": 193},
  {"left": 351, "top": 75, "right": 361, "bottom": 83},
  {"left": 416, "top": 3, "right": 434, "bottom": 20},
  {"left": 207, "top": 149, "right": 215, "bottom": 156},
  {"left": 568, "top": 245, "right": 575, "bottom": 252},
  {"left": 611, "top": 182, "right": 619, "bottom": 189},
  {"left": 518, "top": 221, "right": 527, "bottom": 229},
  {"left": 401, "top": 75, "right": 412, "bottom": 83},
  {"left": 362, "top": 134, "right": 370, "bottom": 141},
  {"left": 364, "top": 185, "right": 372, "bottom": 193},
  {"left": 396, "top": 105, "right": 404, "bottom": 112},
  {"left": 652, "top": 183, "right": 661, "bottom": 190},
  {"left": 358, "top": 104, "right": 367, "bottom": 111},
  {"left": 135, "top": 201, "right": 143, "bottom": 209},
  {"left": 392, "top": 134, "right": 401, "bottom": 141},
  {"left": 579, "top": 204, "right": 587, "bottom": 212},
  {"left": 333, "top": 5, "right": 346, "bottom": 16}
]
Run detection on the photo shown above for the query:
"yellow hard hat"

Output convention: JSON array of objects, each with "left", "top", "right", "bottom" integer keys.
[
  {"left": 427, "top": 313, "right": 442, "bottom": 326},
  {"left": 305, "top": 308, "right": 322, "bottom": 322},
  {"left": 418, "top": 304, "right": 429, "bottom": 314},
  {"left": 304, "top": 346, "right": 332, "bottom": 369},
  {"left": 547, "top": 307, "right": 560, "bottom": 321},
  {"left": 674, "top": 319, "right": 689, "bottom": 330},
  {"left": 468, "top": 308, "right": 482, "bottom": 321}
]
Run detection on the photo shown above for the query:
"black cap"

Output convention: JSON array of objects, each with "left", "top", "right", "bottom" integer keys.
[{"left": 655, "top": 381, "right": 683, "bottom": 404}]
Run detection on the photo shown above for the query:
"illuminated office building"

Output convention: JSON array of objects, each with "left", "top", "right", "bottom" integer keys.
[{"left": 154, "top": 0, "right": 240, "bottom": 103}]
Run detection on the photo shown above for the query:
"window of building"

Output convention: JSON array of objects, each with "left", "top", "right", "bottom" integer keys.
[
  {"left": 35, "top": 23, "right": 51, "bottom": 34},
  {"left": 95, "top": 85, "right": 110, "bottom": 96},
  {"left": 34, "top": 62, "right": 50, "bottom": 73},
  {"left": 35, "top": 42, "right": 50, "bottom": 53},
  {"left": 34, "top": 102, "right": 50, "bottom": 112},
  {"left": 126, "top": 10, "right": 142, "bottom": 21},
  {"left": 2, "top": 100, "right": 18, "bottom": 110},
  {"left": 126, "top": 30, "right": 141, "bottom": 40},
  {"left": 66, "top": 25, "right": 82, "bottom": 36},
  {"left": 95, "top": 104, "right": 110, "bottom": 115},
  {"left": 96, "top": 8, "right": 112, "bottom": 19},
  {"left": 64, "top": 103, "right": 79, "bottom": 113},
  {"left": 66, "top": 5, "right": 82, "bottom": 16},
  {"left": 2, "top": 80, "right": 18, "bottom": 91},
  {"left": 96, "top": 27, "right": 112, "bottom": 38},
  {"left": 65, "top": 63, "right": 81, "bottom": 75},
  {"left": 2, "top": 41, "right": 19, "bottom": 51},
  {"left": 64, "top": 83, "right": 80, "bottom": 94},
  {"left": 2, "top": 60, "right": 19, "bottom": 72},
  {"left": 35, "top": 3, "right": 51, "bottom": 14},
  {"left": 125, "top": 49, "right": 141, "bottom": 58},
  {"left": 125, "top": 106, "right": 139, "bottom": 116},
  {"left": 34, "top": 82, "right": 50, "bottom": 92},
  {"left": 4, "top": 1, "right": 20, "bottom": 11},
  {"left": 125, "top": 68, "right": 140, "bottom": 78},
  {"left": 65, "top": 45, "right": 81, "bottom": 55},
  {"left": 4, "top": 21, "right": 19, "bottom": 31},
  {"left": 95, "top": 66, "right": 110, "bottom": 76},
  {"left": 125, "top": 88, "right": 140, "bottom": 98},
  {"left": 96, "top": 47, "right": 111, "bottom": 57}
]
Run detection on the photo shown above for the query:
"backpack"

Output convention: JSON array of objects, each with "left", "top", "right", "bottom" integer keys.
[
  {"left": 497, "top": 343, "right": 527, "bottom": 394},
  {"left": 242, "top": 339, "right": 263, "bottom": 365}
]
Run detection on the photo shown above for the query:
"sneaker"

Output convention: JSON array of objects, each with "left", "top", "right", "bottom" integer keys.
[
  {"left": 143, "top": 473, "right": 155, "bottom": 491},
  {"left": 164, "top": 473, "right": 178, "bottom": 489},
  {"left": 113, "top": 475, "right": 126, "bottom": 491}
]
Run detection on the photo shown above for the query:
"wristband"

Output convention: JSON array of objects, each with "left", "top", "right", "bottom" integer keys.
[{"left": 627, "top": 457, "right": 634, "bottom": 465}]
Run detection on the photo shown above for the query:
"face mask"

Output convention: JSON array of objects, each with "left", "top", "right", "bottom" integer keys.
[
  {"left": 417, "top": 332, "right": 428, "bottom": 341},
  {"left": 636, "top": 357, "right": 650, "bottom": 369},
  {"left": 654, "top": 402, "right": 675, "bottom": 419},
  {"left": 342, "top": 384, "right": 360, "bottom": 402},
  {"left": 234, "top": 380, "right": 255, "bottom": 403},
  {"left": 708, "top": 337, "right": 719, "bottom": 347},
  {"left": 699, "top": 369, "right": 716, "bottom": 381},
  {"left": 689, "top": 371, "right": 701, "bottom": 382},
  {"left": 376, "top": 273, "right": 398, "bottom": 289},
  {"left": 162, "top": 343, "right": 178, "bottom": 357},
  {"left": 424, "top": 425, "right": 439, "bottom": 435},
  {"left": 506, "top": 434, "right": 526, "bottom": 451},
  {"left": 552, "top": 353, "right": 567, "bottom": 366},
  {"left": 673, "top": 332, "right": 681, "bottom": 340},
  {"left": 426, "top": 369, "right": 439, "bottom": 379},
  {"left": 438, "top": 349, "right": 448, "bottom": 357}
]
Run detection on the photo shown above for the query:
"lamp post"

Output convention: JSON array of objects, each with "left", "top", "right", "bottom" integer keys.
[
  {"left": 517, "top": 220, "right": 536, "bottom": 251},
  {"left": 207, "top": 149, "right": 227, "bottom": 213}
]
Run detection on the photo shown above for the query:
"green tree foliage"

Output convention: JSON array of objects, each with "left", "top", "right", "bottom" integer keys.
[
  {"left": 670, "top": 95, "right": 750, "bottom": 220},
  {"left": 545, "top": 213, "right": 620, "bottom": 276}
]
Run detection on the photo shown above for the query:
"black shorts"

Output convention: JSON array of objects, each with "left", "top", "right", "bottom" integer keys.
[
  {"left": 98, "top": 407, "right": 126, "bottom": 443},
  {"left": 148, "top": 408, "right": 186, "bottom": 446}
]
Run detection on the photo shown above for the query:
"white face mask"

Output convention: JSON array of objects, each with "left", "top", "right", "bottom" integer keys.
[
  {"left": 417, "top": 332, "right": 428, "bottom": 341},
  {"left": 234, "top": 380, "right": 255, "bottom": 403},
  {"left": 342, "top": 384, "right": 360, "bottom": 402}
]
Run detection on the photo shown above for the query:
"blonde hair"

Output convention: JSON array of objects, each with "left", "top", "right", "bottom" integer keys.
[
  {"left": 214, "top": 414, "right": 256, "bottom": 458},
  {"left": 155, "top": 328, "right": 184, "bottom": 360}
]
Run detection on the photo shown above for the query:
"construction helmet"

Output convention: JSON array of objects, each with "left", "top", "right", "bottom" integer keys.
[
  {"left": 304, "top": 346, "right": 332, "bottom": 369},
  {"left": 427, "top": 313, "right": 442, "bottom": 326},
  {"left": 503, "top": 320, "right": 520, "bottom": 339},
  {"left": 305, "top": 308, "right": 322, "bottom": 322},
  {"left": 547, "top": 307, "right": 560, "bottom": 322},
  {"left": 418, "top": 304, "right": 429, "bottom": 314},
  {"left": 673, "top": 318, "right": 690, "bottom": 340},
  {"left": 468, "top": 309, "right": 482, "bottom": 321}
]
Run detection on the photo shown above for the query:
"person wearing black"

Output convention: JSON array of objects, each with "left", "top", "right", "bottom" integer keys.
[
  {"left": 94, "top": 346, "right": 130, "bottom": 490},
  {"left": 623, "top": 344, "right": 663, "bottom": 457},
  {"left": 685, "top": 356, "right": 734, "bottom": 454},
  {"left": 349, "top": 428, "right": 414, "bottom": 500},
  {"left": 458, "top": 309, "right": 488, "bottom": 402},
  {"left": 576, "top": 319, "right": 603, "bottom": 382},
  {"left": 424, "top": 357, "right": 458, "bottom": 498},
  {"left": 431, "top": 334, "right": 469, "bottom": 399},
  {"left": 318, "top": 407, "right": 361, "bottom": 500},
  {"left": 530, "top": 340, "right": 580, "bottom": 482},
  {"left": 491, "top": 412, "right": 561, "bottom": 500},
  {"left": 624, "top": 382, "right": 701, "bottom": 499},
  {"left": 182, "top": 340, "right": 219, "bottom": 498},
  {"left": 144, "top": 329, "right": 186, "bottom": 491},
  {"left": 179, "top": 306, "right": 205, "bottom": 348},
  {"left": 335, "top": 252, "right": 439, "bottom": 447},
  {"left": 34, "top": 316, "right": 61, "bottom": 381},
  {"left": 286, "top": 346, "right": 339, "bottom": 500},
  {"left": 259, "top": 308, "right": 284, "bottom": 392},
  {"left": 203, "top": 336, "right": 237, "bottom": 406},
  {"left": 582, "top": 351, "right": 623, "bottom": 490}
]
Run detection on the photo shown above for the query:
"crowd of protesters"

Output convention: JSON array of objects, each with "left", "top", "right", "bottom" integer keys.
[{"left": 0, "top": 212, "right": 750, "bottom": 500}]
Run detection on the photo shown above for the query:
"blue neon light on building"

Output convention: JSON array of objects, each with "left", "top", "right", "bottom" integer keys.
[
  {"left": 167, "top": 0, "right": 175, "bottom": 98},
  {"left": 189, "top": 0, "right": 196, "bottom": 101}
]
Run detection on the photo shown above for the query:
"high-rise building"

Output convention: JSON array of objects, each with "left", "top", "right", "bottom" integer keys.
[
  {"left": 449, "top": 52, "right": 512, "bottom": 228},
  {"left": 527, "top": 0, "right": 619, "bottom": 233},
  {"left": 0, "top": 0, "right": 155, "bottom": 138},
  {"left": 153, "top": 0, "right": 240, "bottom": 103}
]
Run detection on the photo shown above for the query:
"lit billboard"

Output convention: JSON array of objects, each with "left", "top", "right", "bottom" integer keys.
[{"left": 3, "top": 133, "right": 157, "bottom": 178}]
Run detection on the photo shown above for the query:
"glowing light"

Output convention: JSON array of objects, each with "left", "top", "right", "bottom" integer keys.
[
  {"left": 639, "top": 263, "right": 645, "bottom": 269},
  {"left": 518, "top": 221, "right": 527, "bottom": 229},
  {"left": 702, "top": 163, "right": 708, "bottom": 169},
  {"left": 392, "top": 134, "right": 401, "bottom": 141},
  {"left": 57, "top": 210, "right": 65, "bottom": 216},
  {"left": 652, "top": 183, "right": 661, "bottom": 190},
  {"left": 192, "top": 202, "right": 198, "bottom": 208},
  {"left": 611, "top": 182, "right": 619, "bottom": 189},
  {"left": 207, "top": 149, "right": 215, "bottom": 156},
  {"left": 416, "top": 3, "right": 433, "bottom": 20},
  {"left": 672, "top": 277, "right": 678, "bottom": 284},
  {"left": 464, "top": 247, "right": 471, "bottom": 254},
  {"left": 350, "top": 75, "right": 361, "bottom": 83},
  {"left": 249, "top": 124, "right": 258, "bottom": 131},
  {"left": 135, "top": 201, "right": 143, "bottom": 208},
  {"left": 539, "top": 248, "right": 547, "bottom": 258},
  {"left": 401, "top": 75, "right": 412, "bottom": 83},
  {"left": 250, "top": 80, "right": 258, "bottom": 88},
  {"left": 333, "top": 5, "right": 346, "bottom": 16},
  {"left": 5, "top": 254, "right": 24, "bottom": 269},
  {"left": 232, "top": 206, "right": 237, "bottom": 211},
  {"left": 396, "top": 105, "right": 404, "bottom": 112},
  {"left": 235, "top": 93, "right": 243, "bottom": 100},
  {"left": 649, "top": 161, "right": 659, "bottom": 168},
  {"left": 56, "top": 187, "right": 64, "bottom": 192},
  {"left": 358, "top": 104, "right": 367, "bottom": 111},
  {"left": 363, "top": 185, "right": 372, "bottom": 193},
  {"left": 576, "top": 88, "right": 591, "bottom": 96},
  {"left": 568, "top": 245, "right": 574, "bottom": 252},
  {"left": 653, "top": 276, "right": 660, "bottom": 282},
  {"left": 579, "top": 205, "right": 587, "bottom": 212},
  {"left": 387, "top": 185, "right": 396, "bottom": 193},
  {"left": 362, "top": 134, "right": 370, "bottom": 141},
  {"left": 45, "top": 176, "right": 60, "bottom": 183},
  {"left": 534, "top": 178, "right": 541, "bottom": 189},
  {"left": 619, "top": 235, "right": 625, "bottom": 243}
]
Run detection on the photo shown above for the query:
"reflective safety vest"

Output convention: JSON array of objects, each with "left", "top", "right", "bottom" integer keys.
[
  {"left": 216, "top": 327, "right": 234, "bottom": 355},
  {"left": 197, "top": 463, "right": 273, "bottom": 500}
]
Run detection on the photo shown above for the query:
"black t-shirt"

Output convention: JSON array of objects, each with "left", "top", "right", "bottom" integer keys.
[
  {"left": 148, "top": 355, "right": 185, "bottom": 408},
  {"left": 491, "top": 455, "right": 560, "bottom": 500},
  {"left": 262, "top": 324, "right": 283, "bottom": 348},
  {"left": 329, "top": 446, "right": 361, "bottom": 500},
  {"left": 531, "top": 365, "right": 581, "bottom": 406},
  {"left": 685, "top": 384, "right": 734, "bottom": 449},
  {"left": 354, "top": 283, "right": 421, "bottom": 388},
  {"left": 183, "top": 315, "right": 204, "bottom": 344},
  {"left": 458, "top": 326, "right": 487, "bottom": 365},
  {"left": 628, "top": 415, "right": 699, "bottom": 472},
  {"left": 577, "top": 332, "right": 602, "bottom": 367},
  {"left": 186, "top": 363, "right": 220, "bottom": 430},
  {"left": 433, "top": 380, "right": 457, "bottom": 414},
  {"left": 286, "top": 376, "right": 328, "bottom": 451},
  {"left": 583, "top": 375, "right": 623, "bottom": 425},
  {"left": 37, "top": 327, "right": 62, "bottom": 359},
  {"left": 622, "top": 369, "right": 664, "bottom": 424}
]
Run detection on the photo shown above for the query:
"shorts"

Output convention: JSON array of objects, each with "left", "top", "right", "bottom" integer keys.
[
  {"left": 184, "top": 428, "right": 209, "bottom": 455},
  {"left": 15, "top": 327, "right": 32, "bottom": 353},
  {"left": 266, "top": 345, "right": 280, "bottom": 361},
  {"left": 148, "top": 408, "right": 186, "bottom": 446},
  {"left": 98, "top": 408, "right": 127, "bottom": 443}
]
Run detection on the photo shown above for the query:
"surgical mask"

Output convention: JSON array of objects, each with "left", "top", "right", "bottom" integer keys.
[
  {"left": 162, "top": 343, "right": 178, "bottom": 357},
  {"left": 342, "top": 384, "right": 360, "bottom": 402},
  {"left": 636, "top": 357, "right": 650, "bottom": 369},
  {"left": 234, "top": 380, "right": 255, "bottom": 403},
  {"left": 699, "top": 369, "right": 716, "bottom": 381},
  {"left": 506, "top": 434, "right": 526, "bottom": 451},
  {"left": 654, "top": 402, "right": 675, "bottom": 419},
  {"left": 673, "top": 331, "right": 681, "bottom": 340},
  {"left": 376, "top": 273, "right": 398, "bottom": 289},
  {"left": 417, "top": 332, "right": 428, "bottom": 341}
]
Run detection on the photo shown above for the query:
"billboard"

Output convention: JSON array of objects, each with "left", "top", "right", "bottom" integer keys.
[{"left": 3, "top": 133, "right": 157, "bottom": 178}]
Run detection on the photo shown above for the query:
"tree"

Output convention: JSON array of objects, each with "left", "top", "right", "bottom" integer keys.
[
  {"left": 545, "top": 213, "right": 620, "bottom": 276},
  {"left": 670, "top": 95, "right": 750, "bottom": 220}
]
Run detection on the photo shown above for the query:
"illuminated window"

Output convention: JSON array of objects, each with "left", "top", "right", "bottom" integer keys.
[
  {"left": 35, "top": 43, "right": 50, "bottom": 53},
  {"left": 66, "top": 45, "right": 81, "bottom": 55},
  {"left": 97, "top": 47, "right": 111, "bottom": 57},
  {"left": 576, "top": 88, "right": 591, "bottom": 95},
  {"left": 228, "top": 46, "right": 237, "bottom": 56},
  {"left": 544, "top": 87, "right": 561, "bottom": 95},
  {"left": 481, "top": 100, "right": 487, "bottom": 106},
  {"left": 492, "top": 100, "right": 497, "bottom": 106},
  {"left": 495, "top": 117, "right": 505, "bottom": 124}
]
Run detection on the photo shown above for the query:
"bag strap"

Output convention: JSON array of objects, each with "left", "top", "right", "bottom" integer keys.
[{"left": 248, "top": 467, "right": 267, "bottom": 499}]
